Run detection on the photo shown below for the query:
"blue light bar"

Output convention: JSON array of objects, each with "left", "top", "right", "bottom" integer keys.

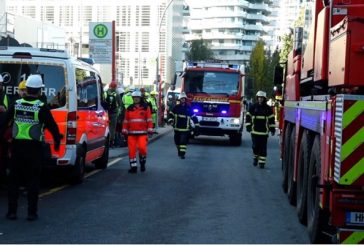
[
  {"left": 193, "top": 108, "right": 199, "bottom": 113},
  {"left": 221, "top": 110, "right": 227, "bottom": 114}
]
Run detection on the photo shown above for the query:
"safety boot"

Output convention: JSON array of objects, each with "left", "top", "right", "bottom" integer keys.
[
  {"left": 139, "top": 156, "right": 146, "bottom": 172},
  {"left": 253, "top": 157, "right": 258, "bottom": 166},
  {"left": 128, "top": 167, "right": 137, "bottom": 174},
  {"left": 27, "top": 213, "right": 38, "bottom": 221},
  {"left": 259, "top": 162, "right": 265, "bottom": 169},
  {"left": 6, "top": 212, "right": 17, "bottom": 220}
]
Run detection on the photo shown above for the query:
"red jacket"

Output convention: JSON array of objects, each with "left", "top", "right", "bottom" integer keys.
[{"left": 122, "top": 103, "right": 153, "bottom": 135}]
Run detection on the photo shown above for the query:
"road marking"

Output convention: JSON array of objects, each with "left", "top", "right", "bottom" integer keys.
[{"left": 39, "top": 157, "right": 123, "bottom": 198}]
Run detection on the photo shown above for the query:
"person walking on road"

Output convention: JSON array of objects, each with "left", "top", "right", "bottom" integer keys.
[
  {"left": 245, "top": 90, "right": 275, "bottom": 169},
  {"left": 4, "top": 74, "right": 62, "bottom": 221},
  {"left": 122, "top": 90, "right": 153, "bottom": 174},
  {"left": 104, "top": 81, "right": 122, "bottom": 147},
  {"left": 168, "top": 92, "right": 197, "bottom": 159}
]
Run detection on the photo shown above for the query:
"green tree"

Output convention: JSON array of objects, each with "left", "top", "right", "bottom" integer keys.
[
  {"left": 279, "top": 33, "right": 293, "bottom": 63},
  {"left": 185, "top": 39, "right": 214, "bottom": 61},
  {"left": 248, "top": 40, "right": 267, "bottom": 96},
  {"left": 265, "top": 48, "right": 280, "bottom": 97}
]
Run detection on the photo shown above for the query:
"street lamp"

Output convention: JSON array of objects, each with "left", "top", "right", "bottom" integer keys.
[{"left": 155, "top": 0, "right": 175, "bottom": 128}]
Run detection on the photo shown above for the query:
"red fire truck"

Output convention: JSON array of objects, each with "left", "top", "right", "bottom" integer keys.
[
  {"left": 177, "top": 61, "right": 245, "bottom": 146},
  {"left": 274, "top": 0, "right": 364, "bottom": 243}
]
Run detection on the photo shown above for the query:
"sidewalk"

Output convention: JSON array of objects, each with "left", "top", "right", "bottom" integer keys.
[{"left": 108, "top": 125, "right": 173, "bottom": 159}]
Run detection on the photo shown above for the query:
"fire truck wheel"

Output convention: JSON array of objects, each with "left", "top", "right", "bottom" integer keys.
[
  {"left": 70, "top": 146, "right": 86, "bottom": 184},
  {"left": 307, "top": 135, "right": 329, "bottom": 243},
  {"left": 229, "top": 133, "right": 242, "bottom": 146},
  {"left": 296, "top": 131, "right": 311, "bottom": 225},
  {"left": 282, "top": 123, "right": 292, "bottom": 193},
  {"left": 287, "top": 127, "right": 296, "bottom": 205},
  {"left": 95, "top": 136, "right": 110, "bottom": 169}
]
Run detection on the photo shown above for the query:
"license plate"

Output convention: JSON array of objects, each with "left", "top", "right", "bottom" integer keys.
[
  {"left": 346, "top": 212, "right": 364, "bottom": 226},
  {"left": 202, "top": 117, "right": 217, "bottom": 121}
]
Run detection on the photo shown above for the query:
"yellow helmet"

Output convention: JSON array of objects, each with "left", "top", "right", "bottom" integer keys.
[
  {"left": 150, "top": 91, "right": 158, "bottom": 96},
  {"left": 18, "top": 80, "right": 27, "bottom": 90}
]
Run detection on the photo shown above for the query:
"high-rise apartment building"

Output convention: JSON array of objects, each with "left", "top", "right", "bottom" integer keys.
[
  {"left": 6, "top": 0, "right": 187, "bottom": 87},
  {"left": 186, "top": 0, "right": 274, "bottom": 65}
]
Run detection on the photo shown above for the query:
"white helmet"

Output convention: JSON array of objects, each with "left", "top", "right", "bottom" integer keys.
[
  {"left": 256, "top": 90, "right": 266, "bottom": 98},
  {"left": 178, "top": 92, "right": 187, "bottom": 100},
  {"left": 26, "top": 74, "right": 44, "bottom": 88},
  {"left": 131, "top": 90, "right": 142, "bottom": 97}
]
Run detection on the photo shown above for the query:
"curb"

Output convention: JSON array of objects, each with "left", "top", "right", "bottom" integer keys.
[{"left": 108, "top": 127, "right": 173, "bottom": 159}]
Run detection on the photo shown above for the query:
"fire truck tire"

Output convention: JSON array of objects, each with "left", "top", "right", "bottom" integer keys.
[
  {"left": 282, "top": 123, "right": 292, "bottom": 193},
  {"left": 70, "top": 146, "right": 86, "bottom": 184},
  {"left": 287, "top": 127, "right": 296, "bottom": 205},
  {"left": 229, "top": 133, "right": 242, "bottom": 146},
  {"left": 95, "top": 136, "right": 110, "bottom": 169},
  {"left": 307, "top": 136, "right": 329, "bottom": 243},
  {"left": 296, "top": 131, "right": 311, "bottom": 224}
]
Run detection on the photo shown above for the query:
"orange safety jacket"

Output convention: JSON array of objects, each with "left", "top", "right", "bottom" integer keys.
[{"left": 122, "top": 102, "right": 153, "bottom": 135}]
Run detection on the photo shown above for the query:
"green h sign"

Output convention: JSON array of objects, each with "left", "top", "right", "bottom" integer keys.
[{"left": 93, "top": 24, "right": 108, "bottom": 38}]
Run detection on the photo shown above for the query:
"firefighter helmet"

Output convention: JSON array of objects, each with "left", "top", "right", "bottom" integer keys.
[
  {"left": 18, "top": 80, "right": 27, "bottom": 90},
  {"left": 26, "top": 74, "right": 44, "bottom": 88},
  {"left": 150, "top": 91, "right": 158, "bottom": 96},
  {"left": 178, "top": 92, "right": 187, "bottom": 100},
  {"left": 131, "top": 90, "right": 142, "bottom": 97},
  {"left": 256, "top": 91, "right": 267, "bottom": 98}
]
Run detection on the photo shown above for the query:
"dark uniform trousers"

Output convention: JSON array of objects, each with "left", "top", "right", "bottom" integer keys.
[
  {"left": 251, "top": 134, "right": 268, "bottom": 164},
  {"left": 174, "top": 131, "right": 189, "bottom": 157},
  {"left": 8, "top": 140, "right": 43, "bottom": 215}
]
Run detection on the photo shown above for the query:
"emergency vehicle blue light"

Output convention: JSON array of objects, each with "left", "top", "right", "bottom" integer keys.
[
  {"left": 221, "top": 110, "right": 227, "bottom": 114},
  {"left": 193, "top": 108, "right": 199, "bottom": 113}
]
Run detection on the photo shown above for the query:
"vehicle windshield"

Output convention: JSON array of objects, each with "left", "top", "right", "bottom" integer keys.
[
  {"left": 0, "top": 63, "right": 66, "bottom": 109},
  {"left": 184, "top": 71, "right": 239, "bottom": 96}
]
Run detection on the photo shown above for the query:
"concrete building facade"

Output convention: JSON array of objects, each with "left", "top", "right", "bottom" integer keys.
[
  {"left": 186, "top": 0, "right": 274, "bottom": 65},
  {"left": 6, "top": 0, "right": 187, "bottom": 88}
]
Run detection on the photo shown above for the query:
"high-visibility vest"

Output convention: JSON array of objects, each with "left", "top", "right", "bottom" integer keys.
[
  {"left": 123, "top": 93, "right": 134, "bottom": 109},
  {"left": 12, "top": 98, "right": 44, "bottom": 141},
  {"left": 122, "top": 103, "right": 153, "bottom": 135},
  {"left": 0, "top": 92, "right": 8, "bottom": 109}
]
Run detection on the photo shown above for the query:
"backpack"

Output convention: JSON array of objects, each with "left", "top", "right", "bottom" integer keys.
[{"left": 105, "top": 91, "right": 117, "bottom": 113}]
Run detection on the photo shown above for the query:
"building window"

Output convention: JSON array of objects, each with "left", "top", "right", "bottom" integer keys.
[
  {"left": 141, "top": 32, "right": 149, "bottom": 52},
  {"left": 59, "top": 6, "right": 73, "bottom": 27},
  {"left": 135, "top": 32, "right": 139, "bottom": 52},
  {"left": 121, "top": 6, "right": 131, "bottom": 27},
  {"left": 41, "top": 6, "right": 54, "bottom": 23},
  {"left": 159, "top": 32, "right": 165, "bottom": 53},
  {"left": 141, "top": 6, "right": 150, "bottom": 26},
  {"left": 135, "top": 6, "right": 140, "bottom": 26},
  {"left": 22, "top": 6, "right": 36, "bottom": 19},
  {"left": 120, "top": 32, "right": 130, "bottom": 52},
  {"left": 134, "top": 58, "right": 139, "bottom": 79},
  {"left": 80, "top": 6, "right": 92, "bottom": 23}
]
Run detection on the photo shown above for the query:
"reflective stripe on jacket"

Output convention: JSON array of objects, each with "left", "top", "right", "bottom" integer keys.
[
  {"left": 245, "top": 102, "right": 275, "bottom": 135},
  {"left": 123, "top": 102, "right": 153, "bottom": 135},
  {"left": 170, "top": 104, "right": 193, "bottom": 132},
  {"left": 12, "top": 98, "right": 44, "bottom": 141}
]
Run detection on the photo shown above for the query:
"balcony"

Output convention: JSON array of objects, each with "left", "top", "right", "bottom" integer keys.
[
  {"left": 202, "top": 32, "right": 243, "bottom": 40},
  {"left": 246, "top": 14, "right": 269, "bottom": 23},
  {"left": 242, "top": 35, "right": 260, "bottom": 41},
  {"left": 182, "top": 26, "right": 189, "bottom": 34},
  {"left": 183, "top": 5, "right": 190, "bottom": 16},
  {"left": 249, "top": 3, "right": 271, "bottom": 14}
]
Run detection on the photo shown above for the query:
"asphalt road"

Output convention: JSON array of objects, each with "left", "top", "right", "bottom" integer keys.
[{"left": 0, "top": 131, "right": 310, "bottom": 244}]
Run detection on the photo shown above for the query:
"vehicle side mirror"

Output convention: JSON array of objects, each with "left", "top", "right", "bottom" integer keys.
[{"left": 274, "top": 66, "right": 284, "bottom": 85}]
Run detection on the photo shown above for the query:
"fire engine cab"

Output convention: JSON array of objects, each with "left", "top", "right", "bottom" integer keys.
[{"left": 179, "top": 61, "right": 245, "bottom": 146}]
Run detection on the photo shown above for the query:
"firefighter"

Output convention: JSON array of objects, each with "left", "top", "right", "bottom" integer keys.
[
  {"left": 245, "top": 90, "right": 275, "bottom": 169},
  {"left": 168, "top": 92, "right": 196, "bottom": 159},
  {"left": 104, "top": 81, "right": 122, "bottom": 147},
  {"left": 149, "top": 91, "right": 158, "bottom": 130},
  {"left": 5, "top": 74, "right": 62, "bottom": 221},
  {"left": 122, "top": 90, "right": 153, "bottom": 174},
  {"left": 122, "top": 85, "right": 135, "bottom": 111}
]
